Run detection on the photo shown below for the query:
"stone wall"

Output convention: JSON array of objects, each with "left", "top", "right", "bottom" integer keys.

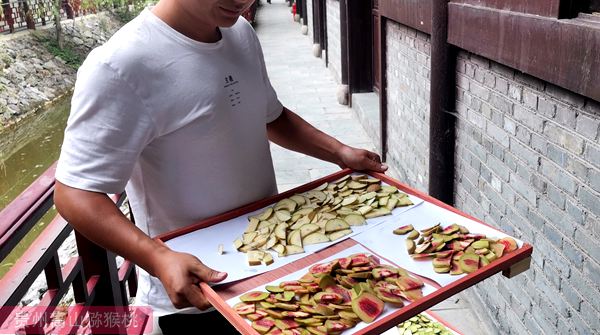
[
  {"left": 384, "top": 21, "right": 431, "bottom": 193},
  {"left": 454, "top": 51, "right": 600, "bottom": 334},
  {"left": 358, "top": 18, "right": 600, "bottom": 334},
  {"left": 325, "top": 0, "right": 341, "bottom": 83},
  {"left": 0, "top": 12, "right": 122, "bottom": 128}
]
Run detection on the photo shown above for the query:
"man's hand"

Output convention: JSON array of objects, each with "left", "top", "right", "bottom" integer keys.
[
  {"left": 267, "top": 108, "right": 389, "bottom": 174},
  {"left": 54, "top": 182, "right": 228, "bottom": 312},
  {"left": 335, "top": 145, "right": 388, "bottom": 173},
  {"left": 151, "top": 247, "right": 227, "bottom": 310}
]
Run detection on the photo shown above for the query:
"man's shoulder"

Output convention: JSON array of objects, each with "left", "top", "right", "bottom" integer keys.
[
  {"left": 81, "top": 11, "right": 159, "bottom": 77},
  {"left": 228, "top": 16, "right": 259, "bottom": 41}
]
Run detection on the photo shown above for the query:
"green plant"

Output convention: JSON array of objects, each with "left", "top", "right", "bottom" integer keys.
[
  {"left": 0, "top": 103, "right": 8, "bottom": 118},
  {"left": 0, "top": 51, "right": 12, "bottom": 69},
  {"left": 113, "top": 0, "right": 155, "bottom": 23},
  {"left": 113, "top": 6, "right": 135, "bottom": 23},
  {"left": 32, "top": 32, "right": 82, "bottom": 69},
  {"left": 80, "top": 0, "right": 96, "bottom": 13},
  {"left": 98, "top": 16, "right": 109, "bottom": 32}
]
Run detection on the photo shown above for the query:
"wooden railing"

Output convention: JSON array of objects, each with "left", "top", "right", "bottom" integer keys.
[{"left": 0, "top": 162, "right": 144, "bottom": 334}]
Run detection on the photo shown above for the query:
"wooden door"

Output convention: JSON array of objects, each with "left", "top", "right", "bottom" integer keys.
[
  {"left": 346, "top": 0, "right": 373, "bottom": 93},
  {"left": 372, "top": 0, "right": 381, "bottom": 92}
]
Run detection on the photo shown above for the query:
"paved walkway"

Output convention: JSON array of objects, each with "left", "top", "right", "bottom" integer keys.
[
  {"left": 254, "top": 1, "right": 486, "bottom": 334},
  {"left": 254, "top": 1, "right": 376, "bottom": 192}
]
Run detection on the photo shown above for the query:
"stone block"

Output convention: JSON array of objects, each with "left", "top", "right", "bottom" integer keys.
[
  {"left": 560, "top": 280, "right": 583, "bottom": 311},
  {"left": 589, "top": 215, "right": 600, "bottom": 238},
  {"left": 508, "top": 83, "right": 523, "bottom": 102},
  {"left": 582, "top": 259, "right": 600, "bottom": 293},
  {"left": 543, "top": 122, "right": 585, "bottom": 155},
  {"left": 576, "top": 112, "right": 600, "bottom": 141},
  {"left": 530, "top": 173, "right": 547, "bottom": 193},
  {"left": 503, "top": 117, "right": 517, "bottom": 136},
  {"left": 589, "top": 167, "right": 600, "bottom": 193},
  {"left": 536, "top": 235, "right": 572, "bottom": 278},
  {"left": 580, "top": 302, "right": 600, "bottom": 331},
  {"left": 569, "top": 267, "right": 600, "bottom": 309},
  {"left": 566, "top": 157, "right": 589, "bottom": 182},
  {"left": 470, "top": 81, "right": 490, "bottom": 101},
  {"left": 515, "top": 124, "right": 531, "bottom": 144},
  {"left": 579, "top": 186, "right": 600, "bottom": 218},
  {"left": 555, "top": 104, "right": 577, "bottom": 129},
  {"left": 566, "top": 199, "right": 585, "bottom": 225},
  {"left": 483, "top": 71, "right": 496, "bottom": 89},
  {"left": 541, "top": 158, "right": 578, "bottom": 195},
  {"left": 530, "top": 133, "right": 547, "bottom": 154},
  {"left": 537, "top": 98, "right": 557, "bottom": 118},
  {"left": 510, "top": 172, "right": 537, "bottom": 204},
  {"left": 562, "top": 239, "right": 584, "bottom": 269},
  {"left": 510, "top": 137, "right": 540, "bottom": 167},
  {"left": 546, "top": 143, "right": 569, "bottom": 167},
  {"left": 513, "top": 105, "right": 545, "bottom": 132},
  {"left": 523, "top": 88, "right": 538, "bottom": 109},
  {"left": 487, "top": 154, "right": 510, "bottom": 181},
  {"left": 585, "top": 144, "right": 600, "bottom": 169},
  {"left": 495, "top": 76, "right": 509, "bottom": 95},
  {"left": 486, "top": 121, "right": 510, "bottom": 147},
  {"left": 523, "top": 312, "right": 545, "bottom": 334},
  {"left": 489, "top": 93, "right": 513, "bottom": 114},
  {"left": 546, "top": 182, "right": 566, "bottom": 209}
]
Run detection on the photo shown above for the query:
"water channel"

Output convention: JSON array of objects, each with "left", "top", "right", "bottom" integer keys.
[{"left": 0, "top": 94, "right": 71, "bottom": 277}]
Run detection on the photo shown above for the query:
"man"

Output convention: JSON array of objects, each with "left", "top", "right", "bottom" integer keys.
[{"left": 53, "top": 0, "right": 387, "bottom": 333}]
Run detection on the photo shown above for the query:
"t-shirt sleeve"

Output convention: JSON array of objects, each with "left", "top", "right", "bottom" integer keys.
[
  {"left": 55, "top": 60, "right": 157, "bottom": 194},
  {"left": 250, "top": 27, "right": 284, "bottom": 123}
]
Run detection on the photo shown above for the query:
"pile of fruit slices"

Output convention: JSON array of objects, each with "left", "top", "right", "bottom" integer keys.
[
  {"left": 394, "top": 223, "right": 518, "bottom": 275},
  {"left": 395, "top": 313, "right": 454, "bottom": 335},
  {"left": 233, "top": 253, "right": 426, "bottom": 334},
  {"left": 233, "top": 174, "right": 414, "bottom": 266}
]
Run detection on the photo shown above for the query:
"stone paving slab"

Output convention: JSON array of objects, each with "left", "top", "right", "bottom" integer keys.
[
  {"left": 255, "top": 1, "right": 371, "bottom": 192},
  {"left": 254, "top": 1, "right": 487, "bottom": 334}
]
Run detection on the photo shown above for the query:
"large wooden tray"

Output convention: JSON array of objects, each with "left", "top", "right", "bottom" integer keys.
[{"left": 157, "top": 169, "right": 533, "bottom": 334}]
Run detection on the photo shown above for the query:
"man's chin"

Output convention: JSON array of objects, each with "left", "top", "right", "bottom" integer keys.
[{"left": 218, "top": 17, "right": 239, "bottom": 27}]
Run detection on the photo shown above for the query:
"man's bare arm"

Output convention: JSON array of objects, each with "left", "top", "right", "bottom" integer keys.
[
  {"left": 267, "top": 107, "right": 388, "bottom": 172},
  {"left": 54, "top": 181, "right": 226, "bottom": 310}
]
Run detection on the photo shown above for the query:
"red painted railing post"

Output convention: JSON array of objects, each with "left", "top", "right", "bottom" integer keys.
[{"left": 74, "top": 232, "right": 125, "bottom": 307}]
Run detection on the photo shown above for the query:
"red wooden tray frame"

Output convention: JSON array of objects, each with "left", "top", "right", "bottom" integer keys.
[{"left": 157, "top": 169, "right": 533, "bottom": 335}]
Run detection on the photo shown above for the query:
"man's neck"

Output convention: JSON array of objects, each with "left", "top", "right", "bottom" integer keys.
[{"left": 151, "top": 0, "right": 221, "bottom": 43}]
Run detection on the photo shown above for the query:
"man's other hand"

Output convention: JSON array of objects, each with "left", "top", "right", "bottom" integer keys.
[
  {"left": 335, "top": 145, "right": 388, "bottom": 173},
  {"left": 151, "top": 248, "right": 227, "bottom": 310}
]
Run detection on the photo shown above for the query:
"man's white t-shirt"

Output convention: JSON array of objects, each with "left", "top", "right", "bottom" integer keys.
[{"left": 56, "top": 9, "right": 283, "bottom": 316}]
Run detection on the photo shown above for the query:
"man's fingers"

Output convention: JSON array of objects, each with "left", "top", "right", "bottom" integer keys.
[
  {"left": 183, "top": 284, "right": 212, "bottom": 310},
  {"left": 364, "top": 151, "right": 388, "bottom": 172},
  {"left": 191, "top": 263, "right": 228, "bottom": 283},
  {"left": 365, "top": 158, "right": 387, "bottom": 172},
  {"left": 170, "top": 291, "right": 193, "bottom": 309},
  {"left": 366, "top": 151, "right": 382, "bottom": 164}
]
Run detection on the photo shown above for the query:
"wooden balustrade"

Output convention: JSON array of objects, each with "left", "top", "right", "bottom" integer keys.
[{"left": 0, "top": 163, "right": 143, "bottom": 334}]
